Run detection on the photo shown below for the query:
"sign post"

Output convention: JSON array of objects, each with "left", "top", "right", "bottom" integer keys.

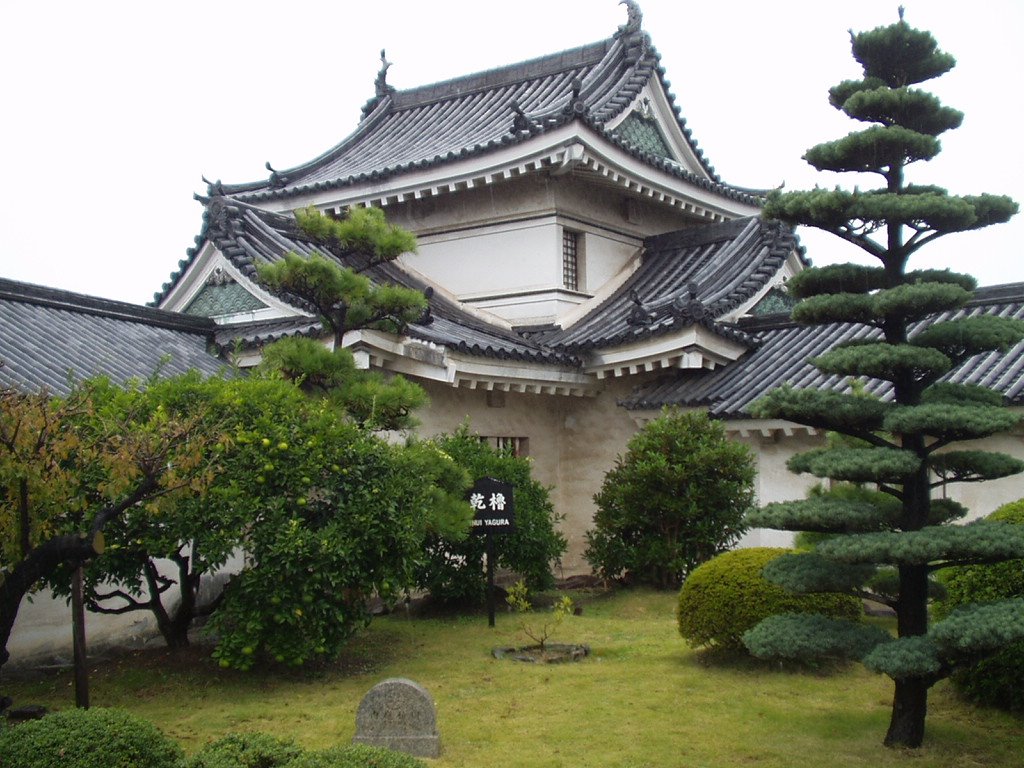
[{"left": 467, "top": 477, "right": 515, "bottom": 627}]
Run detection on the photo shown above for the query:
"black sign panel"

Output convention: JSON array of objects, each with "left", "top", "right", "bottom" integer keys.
[{"left": 468, "top": 477, "right": 515, "bottom": 534}]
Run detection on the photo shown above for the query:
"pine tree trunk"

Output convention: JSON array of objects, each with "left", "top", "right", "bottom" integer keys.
[
  {"left": 887, "top": 558, "right": 931, "bottom": 748},
  {"left": 884, "top": 677, "right": 929, "bottom": 748}
]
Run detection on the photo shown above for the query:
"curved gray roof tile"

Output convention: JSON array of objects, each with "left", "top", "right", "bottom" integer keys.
[
  {"left": 530, "top": 216, "right": 801, "bottom": 351},
  {"left": 622, "top": 284, "right": 1024, "bottom": 414},
  {"left": 0, "top": 278, "right": 226, "bottom": 395},
  {"left": 217, "top": 25, "right": 756, "bottom": 205}
]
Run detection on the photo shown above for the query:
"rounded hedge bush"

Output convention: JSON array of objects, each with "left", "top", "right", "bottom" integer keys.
[
  {"left": 186, "top": 732, "right": 301, "bottom": 768},
  {"left": 677, "top": 547, "right": 863, "bottom": 650},
  {"left": 0, "top": 707, "right": 183, "bottom": 768},
  {"left": 285, "top": 744, "right": 427, "bottom": 768},
  {"left": 934, "top": 499, "right": 1024, "bottom": 712}
]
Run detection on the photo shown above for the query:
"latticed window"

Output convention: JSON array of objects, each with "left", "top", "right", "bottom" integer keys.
[
  {"left": 479, "top": 436, "right": 529, "bottom": 457},
  {"left": 562, "top": 230, "right": 579, "bottom": 290}
]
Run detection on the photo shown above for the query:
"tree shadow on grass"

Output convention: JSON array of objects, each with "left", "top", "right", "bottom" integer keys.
[
  {"left": 4, "top": 624, "right": 407, "bottom": 703},
  {"left": 687, "top": 645, "right": 856, "bottom": 678}
]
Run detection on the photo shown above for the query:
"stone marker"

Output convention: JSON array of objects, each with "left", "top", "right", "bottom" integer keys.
[{"left": 353, "top": 677, "right": 441, "bottom": 758}]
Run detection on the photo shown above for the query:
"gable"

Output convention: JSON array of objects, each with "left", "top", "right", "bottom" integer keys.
[
  {"left": 613, "top": 110, "right": 674, "bottom": 161},
  {"left": 183, "top": 275, "right": 268, "bottom": 317}
]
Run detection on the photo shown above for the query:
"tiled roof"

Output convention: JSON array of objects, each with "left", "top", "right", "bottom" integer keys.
[
  {"left": 622, "top": 283, "right": 1024, "bottom": 414},
  {"left": 528, "top": 216, "right": 802, "bottom": 351},
  {"left": 160, "top": 198, "right": 805, "bottom": 368},
  {"left": 187, "top": 198, "right": 580, "bottom": 366},
  {"left": 0, "top": 278, "right": 226, "bottom": 396},
  {"left": 213, "top": 24, "right": 758, "bottom": 206}
]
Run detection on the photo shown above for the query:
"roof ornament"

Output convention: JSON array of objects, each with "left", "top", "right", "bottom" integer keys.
[
  {"left": 205, "top": 197, "right": 235, "bottom": 240},
  {"left": 563, "top": 78, "right": 588, "bottom": 117},
  {"left": 417, "top": 286, "right": 435, "bottom": 326},
  {"left": 205, "top": 266, "right": 233, "bottom": 288},
  {"left": 510, "top": 100, "right": 535, "bottom": 135},
  {"left": 361, "top": 49, "right": 397, "bottom": 120},
  {"left": 202, "top": 175, "right": 225, "bottom": 196},
  {"left": 671, "top": 281, "right": 707, "bottom": 323},
  {"left": 626, "top": 288, "right": 654, "bottom": 327},
  {"left": 615, "top": 0, "right": 643, "bottom": 37},
  {"left": 265, "top": 162, "right": 289, "bottom": 189},
  {"left": 375, "top": 49, "right": 395, "bottom": 99}
]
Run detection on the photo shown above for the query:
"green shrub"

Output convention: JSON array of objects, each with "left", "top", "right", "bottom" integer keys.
[
  {"left": 586, "top": 409, "right": 756, "bottom": 589},
  {"left": 284, "top": 744, "right": 427, "bottom": 768},
  {"left": 186, "top": 732, "right": 301, "bottom": 768},
  {"left": 934, "top": 499, "right": 1024, "bottom": 712},
  {"left": 677, "top": 547, "right": 863, "bottom": 650},
  {"left": 414, "top": 426, "right": 566, "bottom": 604},
  {"left": 0, "top": 707, "right": 183, "bottom": 768}
]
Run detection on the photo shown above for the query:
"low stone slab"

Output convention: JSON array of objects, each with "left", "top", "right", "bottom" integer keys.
[{"left": 353, "top": 677, "right": 441, "bottom": 758}]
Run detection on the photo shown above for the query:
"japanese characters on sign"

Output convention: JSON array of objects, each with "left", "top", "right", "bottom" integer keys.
[{"left": 467, "top": 477, "right": 515, "bottom": 534}]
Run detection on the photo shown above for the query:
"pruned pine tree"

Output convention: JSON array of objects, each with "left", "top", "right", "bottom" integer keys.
[
  {"left": 257, "top": 207, "right": 428, "bottom": 430},
  {"left": 743, "top": 12, "right": 1024, "bottom": 749}
]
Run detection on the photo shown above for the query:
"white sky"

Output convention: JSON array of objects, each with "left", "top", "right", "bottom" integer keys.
[{"left": 1, "top": 0, "right": 1021, "bottom": 304}]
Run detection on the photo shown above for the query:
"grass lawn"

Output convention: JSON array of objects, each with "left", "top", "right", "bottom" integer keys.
[{"left": 4, "top": 588, "right": 1023, "bottom": 766}]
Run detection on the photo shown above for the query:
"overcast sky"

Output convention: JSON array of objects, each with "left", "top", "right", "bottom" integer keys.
[{"left": 1, "top": 0, "right": 1021, "bottom": 305}]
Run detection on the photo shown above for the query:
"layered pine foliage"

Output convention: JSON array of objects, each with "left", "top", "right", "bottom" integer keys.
[{"left": 747, "top": 12, "right": 1024, "bottom": 748}]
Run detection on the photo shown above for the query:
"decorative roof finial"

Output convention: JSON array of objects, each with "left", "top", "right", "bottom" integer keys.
[
  {"left": 265, "top": 161, "right": 286, "bottom": 189},
  {"left": 563, "top": 77, "right": 588, "bottom": 117},
  {"left": 417, "top": 286, "right": 434, "bottom": 326},
  {"left": 510, "top": 100, "right": 533, "bottom": 134},
  {"left": 202, "top": 175, "right": 224, "bottom": 196},
  {"left": 671, "top": 282, "right": 706, "bottom": 322},
  {"left": 617, "top": 0, "right": 643, "bottom": 36},
  {"left": 375, "top": 49, "right": 395, "bottom": 98},
  {"left": 626, "top": 288, "right": 653, "bottom": 327}
]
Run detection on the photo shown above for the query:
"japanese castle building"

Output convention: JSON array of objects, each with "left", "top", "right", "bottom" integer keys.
[{"left": 4, "top": 2, "right": 1022, "bottom": 582}]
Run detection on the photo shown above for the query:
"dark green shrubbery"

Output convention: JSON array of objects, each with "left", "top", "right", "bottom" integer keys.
[
  {"left": 677, "top": 547, "right": 863, "bottom": 650},
  {"left": 0, "top": 707, "right": 183, "bottom": 768},
  {"left": 415, "top": 426, "right": 566, "bottom": 604},
  {"left": 934, "top": 499, "right": 1024, "bottom": 712},
  {"left": 586, "top": 409, "right": 756, "bottom": 589},
  {"left": 285, "top": 744, "right": 427, "bottom": 768},
  {"left": 186, "top": 732, "right": 302, "bottom": 767},
  {"left": 186, "top": 736, "right": 425, "bottom": 768}
]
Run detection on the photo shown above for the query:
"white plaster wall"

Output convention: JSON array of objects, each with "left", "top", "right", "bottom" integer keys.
[
  {"left": 581, "top": 232, "right": 638, "bottom": 294},
  {"left": 384, "top": 173, "right": 710, "bottom": 325},
  {"left": 9, "top": 588, "right": 157, "bottom": 666},
  {"left": 734, "top": 432, "right": 824, "bottom": 548},
  {"left": 413, "top": 223, "right": 558, "bottom": 299},
  {"left": 413, "top": 380, "right": 569, "bottom": 510},
  {"left": 8, "top": 554, "right": 244, "bottom": 667},
  {"left": 412, "top": 377, "right": 646, "bottom": 575},
  {"left": 555, "top": 376, "right": 661, "bottom": 572}
]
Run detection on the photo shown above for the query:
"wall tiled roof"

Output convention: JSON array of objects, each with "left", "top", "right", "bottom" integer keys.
[
  {"left": 162, "top": 198, "right": 805, "bottom": 369},
  {"left": 0, "top": 278, "right": 226, "bottom": 395},
  {"left": 214, "top": 25, "right": 758, "bottom": 206},
  {"left": 189, "top": 198, "right": 580, "bottom": 366},
  {"left": 621, "top": 283, "right": 1024, "bottom": 415},
  {"left": 528, "top": 216, "right": 801, "bottom": 351}
]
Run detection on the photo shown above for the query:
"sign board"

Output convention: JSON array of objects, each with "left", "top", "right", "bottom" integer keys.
[{"left": 467, "top": 477, "right": 515, "bottom": 534}]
